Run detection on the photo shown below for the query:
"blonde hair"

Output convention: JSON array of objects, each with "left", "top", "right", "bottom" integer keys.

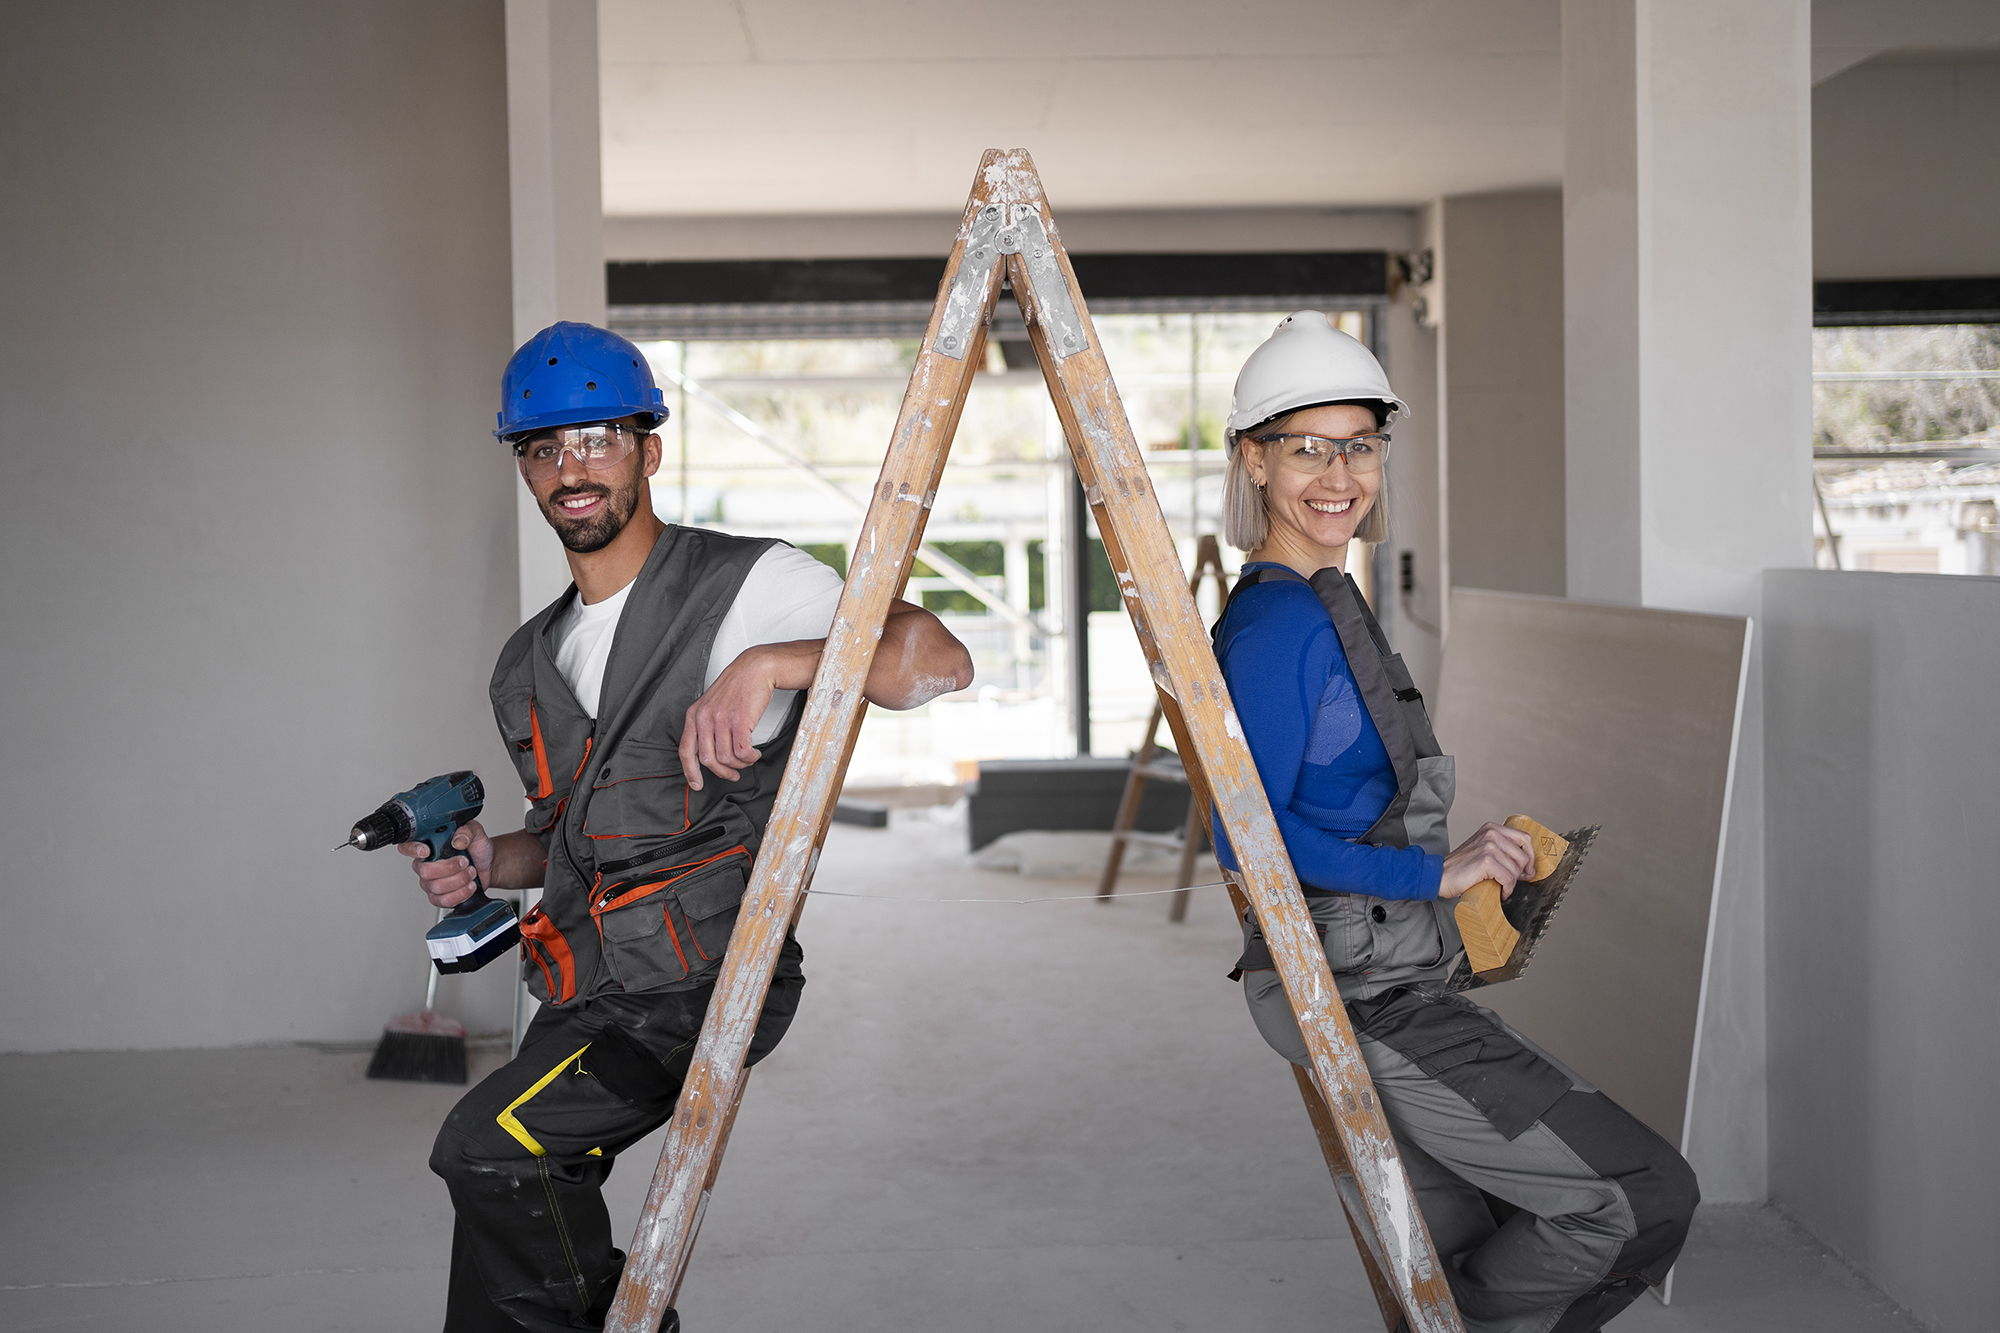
[{"left": 1222, "top": 421, "right": 1390, "bottom": 552}]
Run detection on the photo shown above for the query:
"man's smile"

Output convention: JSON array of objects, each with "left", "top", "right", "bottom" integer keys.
[{"left": 553, "top": 489, "right": 608, "bottom": 518}]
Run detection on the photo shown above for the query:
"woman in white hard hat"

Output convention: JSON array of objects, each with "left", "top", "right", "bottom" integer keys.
[{"left": 1211, "top": 312, "right": 1696, "bottom": 1333}]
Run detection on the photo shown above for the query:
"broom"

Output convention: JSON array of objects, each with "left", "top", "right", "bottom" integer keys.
[{"left": 366, "top": 909, "right": 468, "bottom": 1084}]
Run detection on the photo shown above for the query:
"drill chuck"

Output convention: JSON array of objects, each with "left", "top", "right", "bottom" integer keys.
[{"left": 347, "top": 801, "right": 415, "bottom": 852}]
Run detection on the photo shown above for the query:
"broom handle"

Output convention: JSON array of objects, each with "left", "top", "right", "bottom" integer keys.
[{"left": 423, "top": 908, "right": 445, "bottom": 1012}]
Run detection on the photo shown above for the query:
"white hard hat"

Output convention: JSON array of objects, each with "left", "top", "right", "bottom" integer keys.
[{"left": 1225, "top": 311, "right": 1409, "bottom": 451}]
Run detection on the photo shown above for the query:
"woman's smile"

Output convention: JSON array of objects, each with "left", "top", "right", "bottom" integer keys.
[{"left": 1279, "top": 479, "right": 1367, "bottom": 551}]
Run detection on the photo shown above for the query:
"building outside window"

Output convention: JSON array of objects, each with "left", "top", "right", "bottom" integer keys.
[
  {"left": 1812, "top": 323, "right": 2000, "bottom": 575},
  {"left": 632, "top": 310, "right": 1371, "bottom": 786}
]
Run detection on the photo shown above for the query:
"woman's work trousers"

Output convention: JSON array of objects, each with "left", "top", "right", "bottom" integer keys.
[
  {"left": 1244, "top": 974, "right": 1699, "bottom": 1333},
  {"left": 430, "top": 937, "right": 804, "bottom": 1333}
]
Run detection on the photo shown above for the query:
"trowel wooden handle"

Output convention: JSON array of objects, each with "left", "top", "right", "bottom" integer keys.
[
  {"left": 1504, "top": 814, "right": 1569, "bottom": 881},
  {"left": 1455, "top": 815, "right": 1570, "bottom": 974}
]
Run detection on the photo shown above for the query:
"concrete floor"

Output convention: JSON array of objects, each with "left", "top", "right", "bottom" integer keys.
[{"left": 1, "top": 808, "right": 1929, "bottom": 1332}]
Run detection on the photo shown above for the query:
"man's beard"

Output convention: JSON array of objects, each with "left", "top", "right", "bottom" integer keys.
[{"left": 541, "top": 472, "right": 641, "bottom": 553}]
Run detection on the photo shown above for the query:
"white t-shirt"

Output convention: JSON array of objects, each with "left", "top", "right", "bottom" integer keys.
[{"left": 549, "top": 544, "right": 846, "bottom": 745}]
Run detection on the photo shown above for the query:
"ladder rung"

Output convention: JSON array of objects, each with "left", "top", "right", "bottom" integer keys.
[
  {"left": 1110, "top": 829, "right": 1187, "bottom": 852},
  {"left": 1131, "top": 761, "right": 1189, "bottom": 783}
]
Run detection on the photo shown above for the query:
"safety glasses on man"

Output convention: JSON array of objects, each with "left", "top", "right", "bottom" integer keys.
[
  {"left": 1250, "top": 430, "right": 1392, "bottom": 476},
  {"left": 512, "top": 421, "right": 644, "bottom": 482}
]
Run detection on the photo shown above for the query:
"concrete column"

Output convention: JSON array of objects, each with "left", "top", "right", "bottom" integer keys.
[
  {"left": 1004, "top": 534, "right": 1032, "bottom": 690},
  {"left": 504, "top": 0, "right": 602, "bottom": 1049},
  {"left": 1437, "top": 190, "right": 1566, "bottom": 599},
  {"left": 507, "top": 0, "right": 605, "bottom": 621},
  {"left": 1380, "top": 288, "right": 1444, "bottom": 703},
  {"left": 1562, "top": 0, "right": 1815, "bottom": 1207},
  {"left": 1564, "top": 0, "right": 1814, "bottom": 612},
  {"left": 1042, "top": 403, "right": 1074, "bottom": 754}
]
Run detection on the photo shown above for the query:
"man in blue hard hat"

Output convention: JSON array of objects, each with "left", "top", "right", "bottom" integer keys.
[{"left": 405, "top": 321, "right": 973, "bottom": 1332}]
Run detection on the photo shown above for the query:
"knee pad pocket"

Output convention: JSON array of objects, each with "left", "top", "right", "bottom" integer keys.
[{"left": 579, "top": 1023, "right": 682, "bottom": 1114}]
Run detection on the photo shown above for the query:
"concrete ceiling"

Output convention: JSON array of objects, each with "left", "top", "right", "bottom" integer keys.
[
  {"left": 599, "top": 0, "right": 2000, "bottom": 219},
  {"left": 600, "top": 0, "right": 1563, "bottom": 216}
]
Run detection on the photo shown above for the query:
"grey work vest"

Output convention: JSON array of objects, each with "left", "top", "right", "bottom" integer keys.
[
  {"left": 1227, "top": 565, "right": 1464, "bottom": 1001},
  {"left": 488, "top": 526, "right": 799, "bottom": 1008}
]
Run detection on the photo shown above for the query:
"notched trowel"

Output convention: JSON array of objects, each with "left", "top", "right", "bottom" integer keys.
[{"left": 1444, "top": 815, "right": 1600, "bottom": 993}]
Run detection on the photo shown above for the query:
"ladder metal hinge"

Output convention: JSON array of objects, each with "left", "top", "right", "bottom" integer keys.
[
  {"left": 934, "top": 203, "right": 1005, "bottom": 360},
  {"left": 934, "top": 203, "right": 1091, "bottom": 363},
  {"left": 999, "top": 206, "right": 1090, "bottom": 361}
]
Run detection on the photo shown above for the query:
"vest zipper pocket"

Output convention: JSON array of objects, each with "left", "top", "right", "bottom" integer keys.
[{"left": 589, "top": 847, "right": 749, "bottom": 992}]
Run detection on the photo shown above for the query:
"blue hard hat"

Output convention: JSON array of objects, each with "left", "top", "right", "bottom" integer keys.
[{"left": 495, "top": 321, "right": 669, "bottom": 440}]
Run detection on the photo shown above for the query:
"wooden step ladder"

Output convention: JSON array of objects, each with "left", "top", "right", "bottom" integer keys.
[
  {"left": 606, "top": 150, "right": 1463, "bottom": 1333},
  {"left": 1096, "top": 534, "right": 1231, "bottom": 921}
]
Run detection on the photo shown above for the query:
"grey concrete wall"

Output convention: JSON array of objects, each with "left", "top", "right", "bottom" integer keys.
[
  {"left": 1814, "top": 55, "right": 2000, "bottom": 280},
  {"left": 0, "top": 2, "right": 520, "bottom": 1051},
  {"left": 1437, "top": 190, "right": 1566, "bottom": 597},
  {"left": 1763, "top": 568, "right": 2000, "bottom": 1333}
]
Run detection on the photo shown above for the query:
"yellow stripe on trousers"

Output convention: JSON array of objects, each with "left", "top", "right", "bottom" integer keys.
[{"left": 496, "top": 1045, "right": 591, "bottom": 1157}]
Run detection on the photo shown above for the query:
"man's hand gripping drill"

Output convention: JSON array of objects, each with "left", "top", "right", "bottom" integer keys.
[{"left": 403, "top": 814, "right": 494, "bottom": 911}]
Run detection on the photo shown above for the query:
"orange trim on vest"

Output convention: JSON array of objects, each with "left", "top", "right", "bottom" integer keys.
[
  {"left": 530, "top": 739, "right": 592, "bottom": 835},
  {"left": 528, "top": 700, "right": 554, "bottom": 799},
  {"left": 661, "top": 908, "right": 691, "bottom": 973},
  {"left": 519, "top": 903, "right": 577, "bottom": 1005}
]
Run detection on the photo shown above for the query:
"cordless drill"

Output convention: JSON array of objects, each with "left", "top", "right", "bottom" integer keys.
[{"left": 337, "top": 771, "right": 521, "bottom": 974}]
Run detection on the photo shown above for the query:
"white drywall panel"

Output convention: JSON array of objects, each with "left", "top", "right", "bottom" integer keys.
[
  {"left": 1436, "top": 590, "right": 1750, "bottom": 1152},
  {"left": 0, "top": 1, "right": 518, "bottom": 1051},
  {"left": 1763, "top": 568, "right": 2000, "bottom": 1333}
]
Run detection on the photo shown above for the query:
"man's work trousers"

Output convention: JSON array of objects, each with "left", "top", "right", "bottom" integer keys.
[
  {"left": 431, "top": 937, "right": 805, "bottom": 1333},
  {"left": 1244, "top": 975, "right": 1699, "bottom": 1333}
]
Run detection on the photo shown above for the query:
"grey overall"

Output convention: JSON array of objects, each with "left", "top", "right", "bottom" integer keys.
[
  {"left": 1227, "top": 567, "right": 1698, "bottom": 1333},
  {"left": 430, "top": 527, "right": 808, "bottom": 1333}
]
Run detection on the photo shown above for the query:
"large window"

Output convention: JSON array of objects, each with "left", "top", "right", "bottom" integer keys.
[
  {"left": 1812, "top": 323, "right": 2000, "bottom": 575},
  {"left": 635, "top": 309, "right": 1373, "bottom": 785}
]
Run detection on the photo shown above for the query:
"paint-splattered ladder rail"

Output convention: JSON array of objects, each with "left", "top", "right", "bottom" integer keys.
[{"left": 605, "top": 150, "right": 1464, "bottom": 1333}]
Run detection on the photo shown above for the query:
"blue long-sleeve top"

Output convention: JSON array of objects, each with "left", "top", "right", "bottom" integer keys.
[{"left": 1211, "top": 564, "right": 1443, "bottom": 900}]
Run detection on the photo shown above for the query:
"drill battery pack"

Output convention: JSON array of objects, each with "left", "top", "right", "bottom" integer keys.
[{"left": 427, "top": 897, "right": 522, "bottom": 974}]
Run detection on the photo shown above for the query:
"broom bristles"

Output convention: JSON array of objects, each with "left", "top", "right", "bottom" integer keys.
[{"left": 366, "top": 1009, "right": 468, "bottom": 1084}]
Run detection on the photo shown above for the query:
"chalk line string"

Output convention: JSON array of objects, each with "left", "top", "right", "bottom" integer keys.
[{"left": 804, "top": 879, "right": 1231, "bottom": 906}]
